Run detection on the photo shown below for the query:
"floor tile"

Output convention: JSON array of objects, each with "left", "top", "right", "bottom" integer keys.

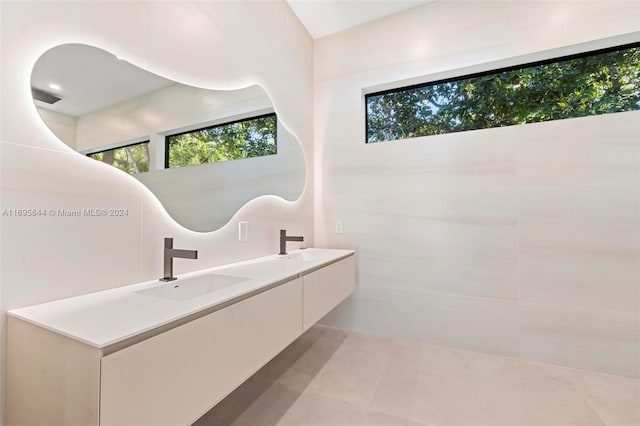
[
  {"left": 508, "top": 361, "right": 606, "bottom": 426},
  {"left": 360, "top": 410, "right": 427, "bottom": 426},
  {"left": 277, "top": 391, "right": 364, "bottom": 426},
  {"left": 197, "top": 326, "right": 634, "bottom": 426},
  {"left": 572, "top": 370, "right": 640, "bottom": 426},
  {"left": 368, "top": 338, "right": 423, "bottom": 418},
  {"left": 411, "top": 344, "right": 606, "bottom": 425},
  {"left": 305, "top": 330, "right": 392, "bottom": 406}
]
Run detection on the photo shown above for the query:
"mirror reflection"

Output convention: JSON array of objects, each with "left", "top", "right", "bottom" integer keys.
[{"left": 31, "top": 44, "right": 305, "bottom": 232}]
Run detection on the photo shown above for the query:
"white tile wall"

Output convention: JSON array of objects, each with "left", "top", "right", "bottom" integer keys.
[
  {"left": 516, "top": 113, "right": 640, "bottom": 187},
  {"left": 0, "top": 143, "right": 145, "bottom": 306},
  {"left": 520, "top": 303, "right": 640, "bottom": 378},
  {"left": 0, "top": 1, "right": 313, "bottom": 422},
  {"left": 314, "top": 1, "right": 640, "bottom": 377}
]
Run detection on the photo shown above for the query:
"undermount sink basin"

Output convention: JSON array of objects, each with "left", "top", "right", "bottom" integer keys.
[
  {"left": 277, "top": 251, "right": 314, "bottom": 262},
  {"left": 136, "top": 273, "right": 250, "bottom": 302}
]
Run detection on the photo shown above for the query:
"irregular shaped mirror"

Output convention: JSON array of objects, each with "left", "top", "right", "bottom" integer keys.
[{"left": 31, "top": 44, "right": 305, "bottom": 232}]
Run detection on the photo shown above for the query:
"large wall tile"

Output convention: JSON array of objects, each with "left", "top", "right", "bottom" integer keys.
[
  {"left": 323, "top": 282, "right": 521, "bottom": 357},
  {"left": 356, "top": 250, "right": 517, "bottom": 301},
  {"left": 517, "top": 184, "right": 638, "bottom": 226},
  {"left": 520, "top": 303, "right": 640, "bottom": 378},
  {"left": 318, "top": 128, "right": 520, "bottom": 307},
  {"left": 518, "top": 183, "right": 639, "bottom": 314},
  {"left": 0, "top": 142, "right": 144, "bottom": 308},
  {"left": 515, "top": 114, "right": 640, "bottom": 314},
  {"left": 510, "top": 1, "right": 639, "bottom": 56},
  {"left": 325, "top": 129, "right": 517, "bottom": 191},
  {"left": 516, "top": 112, "right": 640, "bottom": 187},
  {"left": 332, "top": 201, "right": 517, "bottom": 300},
  {"left": 519, "top": 220, "right": 639, "bottom": 312},
  {"left": 315, "top": 0, "right": 638, "bottom": 378}
]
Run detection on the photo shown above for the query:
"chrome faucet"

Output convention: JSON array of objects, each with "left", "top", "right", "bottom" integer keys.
[
  {"left": 279, "top": 229, "right": 304, "bottom": 255},
  {"left": 160, "top": 237, "right": 198, "bottom": 282}
]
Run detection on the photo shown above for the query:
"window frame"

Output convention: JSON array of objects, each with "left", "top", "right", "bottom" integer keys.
[
  {"left": 85, "top": 140, "right": 151, "bottom": 157},
  {"left": 85, "top": 140, "right": 151, "bottom": 174},
  {"left": 164, "top": 112, "right": 278, "bottom": 169},
  {"left": 364, "top": 41, "right": 640, "bottom": 143}
]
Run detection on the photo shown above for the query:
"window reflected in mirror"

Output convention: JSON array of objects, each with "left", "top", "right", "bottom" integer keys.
[
  {"left": 87, "top": 141, "right": 150, "bottom": 174},
  {"left": 166, "top": 113, "right": 277, "bottom": 168}
]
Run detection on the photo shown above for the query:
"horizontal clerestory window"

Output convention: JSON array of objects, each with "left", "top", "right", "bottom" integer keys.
[
  {"left": 365, "top": 42, "right": 640, "bottom": 143},
  {"left": 165, "top": 113, "right": 277, "bottom": 168},
  {"left": 87, "top": 141, "right": 150, "bottom": 174}
]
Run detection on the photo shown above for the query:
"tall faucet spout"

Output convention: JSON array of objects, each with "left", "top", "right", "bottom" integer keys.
[
  {"left": 160, "top": 237, "right": 198, "bottom": 282},
  {"left": 166, "top": 248, "right": 198, "bottom": 259},
  {"left": 279, "top": 229, "right": 304, "bottom": 255}
]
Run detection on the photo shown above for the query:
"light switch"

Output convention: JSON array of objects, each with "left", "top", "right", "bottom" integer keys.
[
  {"left": 335, "top": 220, "right": 344, "bottom": 234},
  {"left": 239, "top": 221, "right": 249, "bottom": 241}
]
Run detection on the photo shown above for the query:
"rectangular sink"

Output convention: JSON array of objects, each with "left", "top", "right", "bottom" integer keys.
[
  {"left": 136, "top": 274, "right": 250, "bottom": 302},
  {"left": 276, "top": 251, "right": 315, "bottom": 262}
]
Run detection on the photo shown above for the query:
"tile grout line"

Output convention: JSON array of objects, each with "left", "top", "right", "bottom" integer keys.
[
  {"left": 571, "top": 381, "right": 611, "bottom": 426},
  {"left": 359, "top": 332, "right": 394, "bottom": 423},
  {"left": 515, "top": 134, "right": 523, "bottom": 362}
]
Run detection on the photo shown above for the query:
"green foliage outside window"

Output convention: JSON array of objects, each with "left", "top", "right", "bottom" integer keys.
[
  {"left": 88, "top": 141, "right": 150, "bottom": 174},
  {"left": 167, "top": 113, "right": 277, "bottom": 168},
  {"left": 366, "top": 44, "right": 640, "bottom": 143}
]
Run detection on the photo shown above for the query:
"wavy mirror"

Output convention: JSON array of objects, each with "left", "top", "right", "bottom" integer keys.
[{"left": 31, "top": 44, "right": 305, "bottom": 232}]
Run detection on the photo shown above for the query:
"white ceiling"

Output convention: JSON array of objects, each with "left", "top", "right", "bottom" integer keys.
[
  {"left": 32, "top": 44, "right": 174, "bottom": 117},
  {"left": 286, "top": 0, "right": 434, "bottom": 39}
]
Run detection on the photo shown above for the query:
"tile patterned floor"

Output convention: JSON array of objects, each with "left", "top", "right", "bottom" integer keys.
[{"left": 194, "top": 326, "right": 640, "bottom": 426}]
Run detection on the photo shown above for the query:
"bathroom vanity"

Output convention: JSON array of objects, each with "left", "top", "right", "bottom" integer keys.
[{"left": 6, "top": 248, "right": 355, "bottom": 426}]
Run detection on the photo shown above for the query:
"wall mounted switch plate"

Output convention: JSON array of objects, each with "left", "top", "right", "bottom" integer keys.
[{"left": 239, "top": 221, "right": 249, "bottom": 241}]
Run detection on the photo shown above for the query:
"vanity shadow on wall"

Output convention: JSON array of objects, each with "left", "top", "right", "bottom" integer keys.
[{"left": 31, "top": 44, "right": 306, "bottom": 232}]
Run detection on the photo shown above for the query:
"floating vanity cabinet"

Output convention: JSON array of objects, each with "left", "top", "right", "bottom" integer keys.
[
  {"left": 303, "top": 256, "right": 355, "bottom": 331},
  {"left": 100, "top": 278, "right": 302, "bottom": 426},
  {"left": 7, "top": 279, "right": 302, "bottom": 426},
  {"left": 6, "top": 318, "right": 102, "bottom": 426},
  {"left": 6, "top": 249, "right": 355, "bottom": 426}
]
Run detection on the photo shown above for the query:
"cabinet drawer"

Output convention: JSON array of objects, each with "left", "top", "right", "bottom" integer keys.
[
  {"left": 100, "top": 278, "right": 303, "bottom": 426},
  {"left": 303, "top": 256, "right": 355, "bottom": 331}
]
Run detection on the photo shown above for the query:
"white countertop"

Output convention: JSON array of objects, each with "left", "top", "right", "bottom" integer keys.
[{"left": 8, "top": 248, "right": 355, "bottom": 349}]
